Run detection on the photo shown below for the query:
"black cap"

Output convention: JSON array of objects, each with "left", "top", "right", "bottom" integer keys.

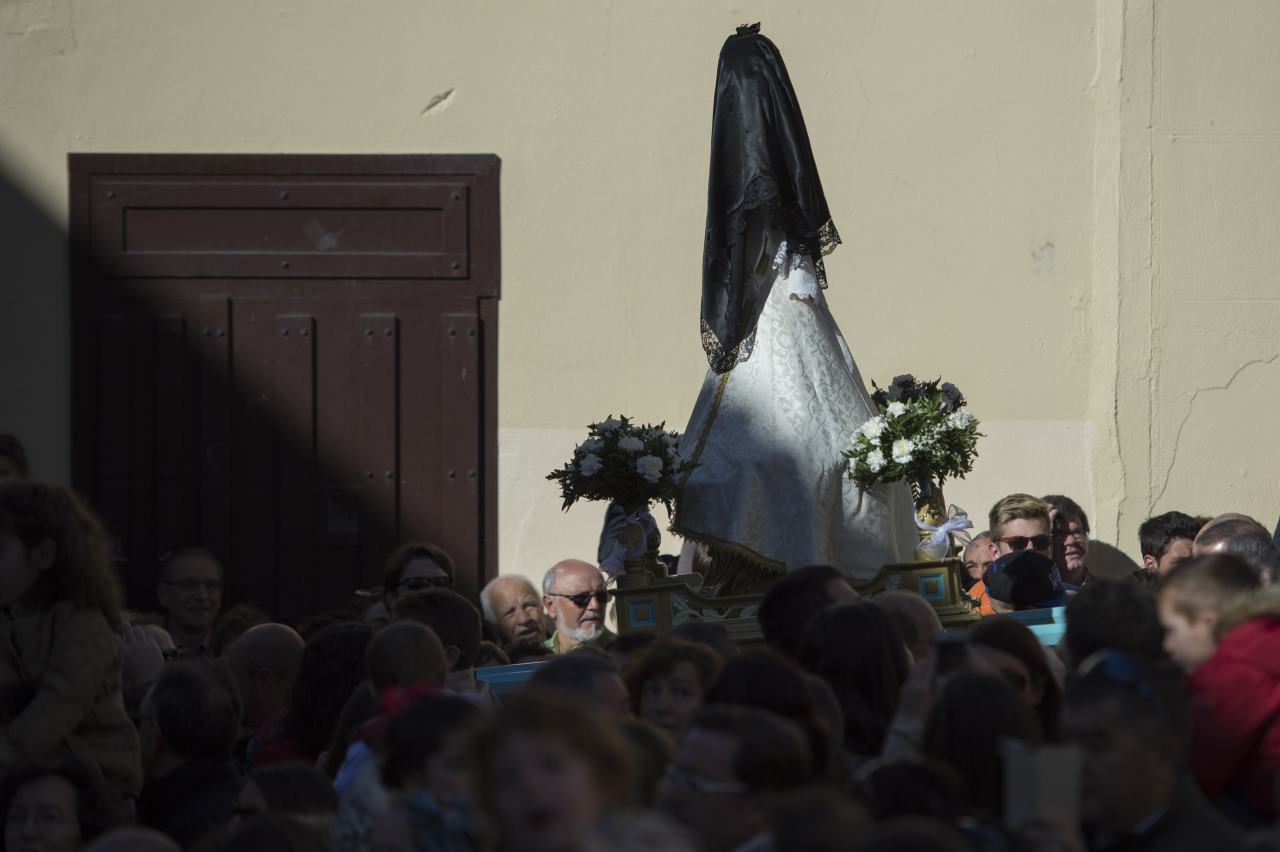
[{"left": 985, "top": 550, "right": 1067, "bottom": 609}]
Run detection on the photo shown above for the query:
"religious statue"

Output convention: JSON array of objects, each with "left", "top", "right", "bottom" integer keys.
[{"left": 673, "top": 24, "right": 917, "bottom": 595}]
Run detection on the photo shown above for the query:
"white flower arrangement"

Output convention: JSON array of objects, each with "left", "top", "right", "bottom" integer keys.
[
  {"left": 618, "top": 435, "right": 644, "bottom": 453},
  {"left": 844, "top": 375, "right": 983, "bottom": 489},
  {"left": 548, "top": 415, "right": 692, "bottom": 511}
]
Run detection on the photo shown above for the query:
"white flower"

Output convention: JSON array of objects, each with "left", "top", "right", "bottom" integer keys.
[
  {"left": 892, "top": 374, "right": 915, "bottom": 387},
  {"left": 946, "top": 409, "right": 976, "bottom": 430},
  {"left": 866, "top": 449, "right": 887, "bottom": 472},
  {"left": 618, "top": 435, "right": 644, "bottom": 453},
  {"left": 891, "top": 439, "right": 915, "bottom": 464},
  {"left": 636, "top": 455, "right": 664, "bottom": 483},
  {"left": 886, "top": 401, "right": 907, "bottom": 418},
  {"left": 596, "top": 417, "right": 622, "bottom": 433},
  {"left": 578, "top": 438, "right": 605, "bottom": 454},
  {"left": 579, "top": 453, "right": 603, "bottom": 476},
  {"left": 860, "top": 417, "right": 886, "bottom": 440}
]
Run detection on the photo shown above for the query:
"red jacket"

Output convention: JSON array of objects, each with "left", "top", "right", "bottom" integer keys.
[{"left": 1188, "top": 615, "right": 1280, "bottom": 818}]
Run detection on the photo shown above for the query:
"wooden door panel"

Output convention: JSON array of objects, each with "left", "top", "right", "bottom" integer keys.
[
  {"left": 71, "top": 155, "right": 500, "bottom": 619},
  {"left": 89, "top": 176, "right": 471, "bottom": 280}
]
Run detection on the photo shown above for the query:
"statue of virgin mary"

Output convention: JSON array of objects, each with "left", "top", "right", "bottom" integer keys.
[{"left": 673, "top": 24, "right": 916, "bottom": 594}]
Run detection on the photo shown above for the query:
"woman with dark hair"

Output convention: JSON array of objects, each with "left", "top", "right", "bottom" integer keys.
[
  {"left": 968, "top": 616, "right": 1062, "bottom": 739},
  {"left": 798, "top": 602, "right": 910, "bottom": 770},
  {"left": 0, "top": 761, "right": 115, "bottom": 852},
  {"left": 0, "top": 482, "right": 140, "bottom": 802},
  {"left": 473, "top": 690, "right": 636, "bottom": 852},
  {"left": 672, "top": 24, "right": 914, "bottom": 593},
  {"left": 704, "top": 650, "right": 837, "bottom": 780},
  {"left": 623, "top": 637, "right": 723, "bottom": 744},
  {"left": 922, "top": 672, "right": 1043, "bottom": 820}
]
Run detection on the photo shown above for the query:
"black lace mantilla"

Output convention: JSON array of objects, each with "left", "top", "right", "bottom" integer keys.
[
  {"left": 701, "top": 175, "right": 842, "bottom": 373},
  {"left": 700, "top": 27, "right": 841, "bottom": 374}
]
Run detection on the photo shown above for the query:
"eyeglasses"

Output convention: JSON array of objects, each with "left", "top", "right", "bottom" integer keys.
[
  {"left": 997, "top": 535, "right": 1052, "bottom": 552},
  {"left": 1054, "top": 526, "right": 1089, "bottom": 541},
  {"left": 662, "top": 763, "right": 750, "bottom": 796},
  {"left": 160, "top": 579, "right": 224, "bottom": 592},
  {"left": 547, "top": 590, "right": 609, "bottom": 608},
  {"left": 397, "top": 575, "right": 453, "bottom": 592}
]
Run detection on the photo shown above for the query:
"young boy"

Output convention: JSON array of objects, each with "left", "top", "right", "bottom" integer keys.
[
  {"left": 1158, "top": 553, "right": 1280, "bottom": 821},
  {"left": 1157, "top": 553, "right": 1259, "bottom": 674}
]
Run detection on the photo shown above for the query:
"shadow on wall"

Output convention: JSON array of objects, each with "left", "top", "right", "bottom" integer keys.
[
  {"left": 0, "top": 171, "right": 71, "bottom": 485},
  {"left": 1089, "top": 541, "right": 1141, "bottom": 582},
  {"left": 0, "top": 165, "right": 399, "bottom": 624}
]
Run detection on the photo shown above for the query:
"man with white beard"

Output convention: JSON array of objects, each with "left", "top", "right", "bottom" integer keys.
[{"left": 541, "top": 560, "right": 613, "bottom": 654}]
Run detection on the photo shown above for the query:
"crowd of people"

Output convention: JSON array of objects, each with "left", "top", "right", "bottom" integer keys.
[{"left": 3, "top": 431, "right": 1280, "bottom": 852}]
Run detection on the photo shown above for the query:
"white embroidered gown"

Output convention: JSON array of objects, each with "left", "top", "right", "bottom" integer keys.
[{"left": 674, "top": 230, "right": 916, "bottom": 582}]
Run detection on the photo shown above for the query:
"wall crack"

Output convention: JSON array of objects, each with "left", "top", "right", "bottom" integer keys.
[{"left": 1150, "top": 354, "right": 1280, "bottom": 510}]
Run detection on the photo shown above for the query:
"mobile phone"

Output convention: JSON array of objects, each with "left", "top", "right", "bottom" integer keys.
[{"left": 1001, "top": 739, "right": 1081, "bottom": 830}]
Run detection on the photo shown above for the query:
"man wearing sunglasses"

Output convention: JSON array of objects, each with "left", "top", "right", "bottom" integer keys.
[
  {"left": 541, "top": 559, "right": 613, "bottom": 655},
  {"left": 986, "top": 493, "right": 1055, "bottom": 564}
]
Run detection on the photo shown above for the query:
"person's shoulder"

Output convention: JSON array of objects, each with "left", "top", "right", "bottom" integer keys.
[
  {"left": 48, "top": 602, "right": 116, "bottom": 641},
  {"left": 1146, "top": 778, "right": 1246, "bottom": 852}
]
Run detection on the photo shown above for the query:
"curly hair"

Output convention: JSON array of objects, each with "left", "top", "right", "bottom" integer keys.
[
  {"left": 623, "top": 636, "right": 723, "bottom": 716},
  {"left": 0, "top": 481, "right": 121, "bottom": 624},
  {"left": 0, "top": 434, "right": 30, "bottom": 480}
]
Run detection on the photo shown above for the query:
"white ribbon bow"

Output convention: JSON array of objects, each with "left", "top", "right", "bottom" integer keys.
[{"left": 914, "top": 504, "right": 974, "bottom": 548}]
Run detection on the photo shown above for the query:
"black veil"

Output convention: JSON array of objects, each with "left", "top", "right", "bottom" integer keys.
[{"left": 700, "top": 23, "right": 841, "bottom": 373}]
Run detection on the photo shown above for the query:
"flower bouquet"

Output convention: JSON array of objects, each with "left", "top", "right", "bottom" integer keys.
[
  {"left": 843, "top": 375, "right": 983, "bottom": 559},
  {"left": 547, "top": 416, "right": 692, "bottom": 586}
]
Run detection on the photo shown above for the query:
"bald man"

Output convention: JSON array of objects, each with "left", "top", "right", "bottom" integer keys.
[
  {"left": 480, "top": 575, "right": 551, "bottom": 657},
  {"left": 541, "top": 560, "right": 613, "bottom": 654},
  {"left": 1194, "top": 513, "right": 1278, "bottom": 581},
  {"left": 225, "top": 623, "right": 304, "bottom": 744}
]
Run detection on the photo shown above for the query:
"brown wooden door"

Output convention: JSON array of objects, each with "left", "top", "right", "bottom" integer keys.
[{"left": 69, "top": 154, "right": 499, "bottom": 623}]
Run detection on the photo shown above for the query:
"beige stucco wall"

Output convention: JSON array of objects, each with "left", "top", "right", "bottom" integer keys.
[{"left": 1, "top": 1, "right": 1276, "bottom": 588}]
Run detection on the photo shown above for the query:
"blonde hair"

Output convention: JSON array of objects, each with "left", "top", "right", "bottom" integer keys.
[
  {"left": 1157, "top": 553, "right": 1260, "bottom": 623},
  {"left": 988, "top": 494, "right": 1052, "bottom": 539}
]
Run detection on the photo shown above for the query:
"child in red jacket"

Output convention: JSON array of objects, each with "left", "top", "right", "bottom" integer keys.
[{"left": 1158, "top": 553, "right": 1279, "bottom": 822}]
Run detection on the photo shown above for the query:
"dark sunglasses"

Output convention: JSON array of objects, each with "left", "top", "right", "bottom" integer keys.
[
  {"left": 547, "top": 590, "right": 609, "bottom": 608},
  {"left": 998, "top": 534, "right": 1052, "bottom": 552},
  {"left": 397, "top": 575, "right": 453, "bottom": 592}
]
